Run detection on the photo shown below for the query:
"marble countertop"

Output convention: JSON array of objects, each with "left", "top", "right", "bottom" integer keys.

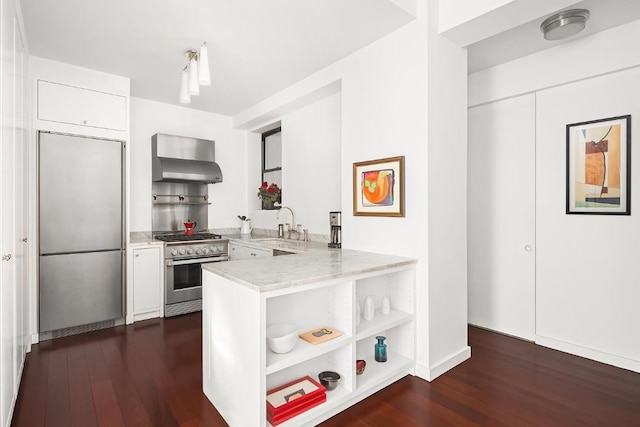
[
  {"left": 202, "top": 246, "right": 416, "bottom": 293},
  {"left": 129, "top": 229, "right": 324, "bottom": 246},
  {"left": 130, "top": 230, "right": 416, "bottom": 292},
  {"left": 129, "top": 232, "right": 161, "bottom": 245}
]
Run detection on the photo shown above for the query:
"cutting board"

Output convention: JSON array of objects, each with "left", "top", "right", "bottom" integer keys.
[{"left": 299, "top": 326, "right": 342, "bottom": 344}]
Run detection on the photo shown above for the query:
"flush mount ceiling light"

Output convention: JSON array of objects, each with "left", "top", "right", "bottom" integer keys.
[
  {"left": 540, "top": 9, "right": 590, "bottom": 41},
  {"left": 179, "top": 42, "right": 211, "bottom": 104}
]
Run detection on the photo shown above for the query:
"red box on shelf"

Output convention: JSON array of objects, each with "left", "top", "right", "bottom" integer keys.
[{"left": 266, "top": 376, "right": 326, "bottom": 426}]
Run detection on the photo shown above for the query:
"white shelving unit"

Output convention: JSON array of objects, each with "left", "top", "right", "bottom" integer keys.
[{"left": 202, "top": 263, "right": 416, "bottom": 427}]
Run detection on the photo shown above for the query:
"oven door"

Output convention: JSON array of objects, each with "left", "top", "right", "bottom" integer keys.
[{"left": 165, "top": 256, "right": 228, "bottom": 305}]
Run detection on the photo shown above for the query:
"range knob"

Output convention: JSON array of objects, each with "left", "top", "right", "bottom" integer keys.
[
  {"left": 196, "top": 248, "right": 202, "bottom": 255},
  {"left": 212, "top": 246, "right": 220, "bottom": 252},
  {"left": 187, "top": 248, "right": 194, "bottom": 254},
  {"left": 202, "top": 248, "right": 209, "bottom": 254},
  {"left": 179, "top": 248, "right": 186, "bottom": 255},
  {"left": 170, "top": 249, "right": 178, "bottom": 256}
]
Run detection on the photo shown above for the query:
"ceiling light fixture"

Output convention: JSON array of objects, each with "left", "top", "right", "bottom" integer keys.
[
  {"left": 179, "top": 42, "right": 211, "bottom": 104},
  {"left": 540, "top": 9, "right": 590, "bottom": 41}
]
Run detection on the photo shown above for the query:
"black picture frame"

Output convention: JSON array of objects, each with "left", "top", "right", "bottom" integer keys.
[{"left": 566, "top": 115, "right": 631, "bottom": 215}]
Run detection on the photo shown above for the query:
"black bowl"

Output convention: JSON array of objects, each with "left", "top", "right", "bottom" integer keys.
[{"left": 318, "top": 371, "right": 341, "bottom": 390}]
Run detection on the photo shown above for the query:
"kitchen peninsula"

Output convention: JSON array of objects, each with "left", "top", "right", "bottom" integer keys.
[{"left": 202, "top": 244, "right": 417, "bottom": 426}]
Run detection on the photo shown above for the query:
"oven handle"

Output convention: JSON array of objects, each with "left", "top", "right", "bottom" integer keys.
[{"left": 166, "top": 256, "right": 229, "bottom": 266}]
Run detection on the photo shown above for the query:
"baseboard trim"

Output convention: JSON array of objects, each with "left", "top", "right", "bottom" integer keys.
[
  {"left": 415, "top": 346, "right": 471, "bottom": 381},
  {"left": 132, "top": 310, "right": 161, "bottom": 323},
  {"left": 535, "top": 334, "right": 640, "bottom": 374}
]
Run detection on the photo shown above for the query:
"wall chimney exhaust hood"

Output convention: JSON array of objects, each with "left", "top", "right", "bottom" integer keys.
[{"left": 152, "top": 133, "right": 223, "bottom": 183}]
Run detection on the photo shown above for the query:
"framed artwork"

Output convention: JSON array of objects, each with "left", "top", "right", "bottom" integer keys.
[
  {"left": 353, "top": 156, "right": 404, "bottom": 217},
  {"left": 566, "top": 115, "right": 631, "bottom": 215}
]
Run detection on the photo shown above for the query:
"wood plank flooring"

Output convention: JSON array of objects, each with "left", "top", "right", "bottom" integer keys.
[{"left": 11, "top": 314, "right": 640, "bottom": 426}]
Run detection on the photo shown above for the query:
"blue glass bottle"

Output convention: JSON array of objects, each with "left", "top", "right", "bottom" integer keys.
[{"left": 375, "top": 336, "right": 387, "bottom": 362}]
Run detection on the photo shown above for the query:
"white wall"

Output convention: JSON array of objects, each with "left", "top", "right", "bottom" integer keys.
[
  {"left": 243, "top": 94, "right": 341, "bottom": 235},
  {"left": 129, "top": 97, "right": 247, "bottom": 231},
  {"left": 281, "top": 93, "right": 341, "bottom": 233},
  {"left": 425, "top": 0, "right": 470, "bottom": 379},
  {"left": 234, "top": 0, "right": 470, "bottom": 380},
  {"left": 439, "top": 0, "right": 577, "bottom": 46},
  {"left": 439, "top": 0, "right": 512, "bottom": 32},
  {"left": 536, "top": 68, "right": 640, "bottom": 370},
  {"left": 469, "top": 19, "right": 640, "bottom": 107},
  {"left": 468, "top": 20, "right": 640, "bottom": 372}
]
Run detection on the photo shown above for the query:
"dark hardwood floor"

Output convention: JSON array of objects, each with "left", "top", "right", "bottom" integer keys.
[{"left": 12, "top": 314, "right": 640, "bottom": 427}]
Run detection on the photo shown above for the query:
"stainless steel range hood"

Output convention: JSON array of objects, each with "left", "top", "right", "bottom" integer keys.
[{"left": 152, "top": 133, "right": 223, "bottom": 183}]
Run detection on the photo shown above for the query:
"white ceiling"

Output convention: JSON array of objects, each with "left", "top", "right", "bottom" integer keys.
[
  {"left": 468, "top": 0, "right": 640, "bottom": 74},
  {"left": 20, "top": 0, "right": 415, "bottom": 116}
]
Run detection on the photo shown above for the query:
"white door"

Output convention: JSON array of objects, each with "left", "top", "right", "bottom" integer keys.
[
  {"left": 1, "top": 1, "right": 17, "bottom": 425},
  {"left": 467, "top": 94, "right": 536, "bottom": 340},
  {"left": 15, "top": 14, "right": 27, "bottom": 370}
]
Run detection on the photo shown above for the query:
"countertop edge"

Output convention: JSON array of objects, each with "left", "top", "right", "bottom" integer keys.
[{"left": 202, "top": 254, "right": 417, "bottom": 293}]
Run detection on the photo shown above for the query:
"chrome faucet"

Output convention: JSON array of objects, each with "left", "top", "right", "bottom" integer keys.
[{"left": 277, "top": 206, "right": 296, "bottom": 239}]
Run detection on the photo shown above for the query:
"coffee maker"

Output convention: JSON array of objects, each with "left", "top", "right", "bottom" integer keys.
[{"left": 328, "top": 211, "right": 341, "bottom": 248}]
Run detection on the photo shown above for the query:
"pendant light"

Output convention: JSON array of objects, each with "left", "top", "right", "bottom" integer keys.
[
  {"left": 178, "top": 43, "right": 211, "bottom": 103},
  {"left": 179, "top": 67, "right": 191, "bottom": 104},
  {"left": 198, "top": 42, "right": 211, "bottom": 86},
  {"left": 187, "top": 51, "right": 200, "bottom": 96}
]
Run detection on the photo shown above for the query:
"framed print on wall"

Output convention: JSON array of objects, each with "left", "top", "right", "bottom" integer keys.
[
  {"left": 353, "top": 156, "right": 405, "bottom": 217},
  {"left": 566, "top": 115, "right": 631, "bottom": 215}
]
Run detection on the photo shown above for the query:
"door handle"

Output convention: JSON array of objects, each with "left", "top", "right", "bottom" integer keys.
[
  {"left": 21, "top": 238, "right": 27, "bottom": 243},
  {"left": 524, "top": 245, "right": 532, "bottom": 252},
  {"left": 2, "top": 254, "right": 12, "bottom": 261}
]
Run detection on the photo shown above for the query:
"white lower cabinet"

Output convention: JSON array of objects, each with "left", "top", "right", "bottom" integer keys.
[
  {"left": 128, "top": 245, "right": 163, "bottom": 323},
  {"left": 202, "top": 265, "right": 415, "bottom": 426},
  {"left": 229, "top": 241, "right": 273, "bottom": 261}
]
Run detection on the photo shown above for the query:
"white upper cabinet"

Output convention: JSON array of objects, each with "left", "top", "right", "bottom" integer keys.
[{"left": 37, "top": 80, "right": 127, "bottom": 131}]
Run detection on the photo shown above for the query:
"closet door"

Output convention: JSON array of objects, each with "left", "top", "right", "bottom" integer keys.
[{"left": 468, "top": 94, "right": 536, "bottom": 340}]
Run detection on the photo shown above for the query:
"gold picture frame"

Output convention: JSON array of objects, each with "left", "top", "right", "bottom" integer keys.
[{"left": 353, "top": 156, "right": 405, "bottom": 217}]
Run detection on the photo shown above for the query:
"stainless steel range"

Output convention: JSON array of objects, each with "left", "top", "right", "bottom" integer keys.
[{"left": 155, "top": 232, "right": 229, "bottom": 317}]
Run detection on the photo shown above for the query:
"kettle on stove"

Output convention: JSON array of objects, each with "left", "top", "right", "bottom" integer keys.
[{"left": 184, "top": 220, "right": 197, "bottom": 235}]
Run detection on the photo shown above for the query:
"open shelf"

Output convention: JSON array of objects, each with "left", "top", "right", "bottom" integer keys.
[
  {"left": 266, "top": 334, "right": 352, "bottom": 375},
  {"left": 355, "top": 351, "right": 413, "bottom": 392},
  {"left": 356, "top": 308, "right": 413, "bottom": 341}
]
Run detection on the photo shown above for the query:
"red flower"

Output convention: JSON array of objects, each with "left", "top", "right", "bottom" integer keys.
[
  {"left": 267, "top": 187, "right": 275, "bottom": 194},
  {"left": 261, "top": 182, "right": 268, "bottom": 188}
]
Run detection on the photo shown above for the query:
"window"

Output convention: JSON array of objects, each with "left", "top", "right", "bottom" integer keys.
[{"left": 262, "top": 127, "right": 282, "bottom": 200}]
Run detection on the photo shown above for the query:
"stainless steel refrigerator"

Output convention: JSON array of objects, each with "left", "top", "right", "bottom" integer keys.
[{"left": 38, "top": 131, "right": 125, "bottom": 333}]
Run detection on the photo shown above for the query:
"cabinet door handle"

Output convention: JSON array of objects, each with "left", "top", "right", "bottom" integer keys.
[
  {"left": 135, "top": 254, "right": 139, "bottom": 257},
  {"left": 21, "top": 238, "right": 27, "bottom": 242},
  {"left": 83, "top": 120, "right": 88, "bottom": 124},
  {"left": 2, "top": 254, "right": 12, "bottom": 261},
  {"left": 524, "top": 245, "right": 532, "bottom": 252}
]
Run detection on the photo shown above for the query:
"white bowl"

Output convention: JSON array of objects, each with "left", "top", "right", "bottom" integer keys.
[{"left": 266, "top": 323, "right": 298, "bottom": 354}]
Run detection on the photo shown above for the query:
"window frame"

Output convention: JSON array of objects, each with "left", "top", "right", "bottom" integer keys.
[{"left": 261, "top": 127, "right": 282, "bottom": 183}]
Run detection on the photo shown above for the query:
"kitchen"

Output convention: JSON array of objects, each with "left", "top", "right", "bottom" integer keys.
[{"left": 3, "top": 0, "right": 640, "bottom": 426}]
